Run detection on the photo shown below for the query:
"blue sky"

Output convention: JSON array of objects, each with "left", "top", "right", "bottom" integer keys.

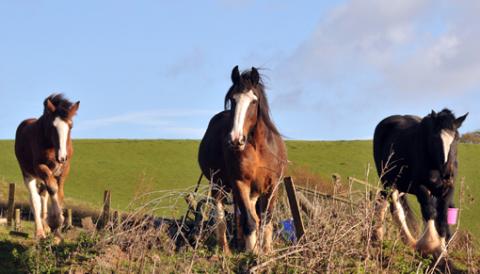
[{"left": 0, "top": 0, "right": 478, "bottom": 140}]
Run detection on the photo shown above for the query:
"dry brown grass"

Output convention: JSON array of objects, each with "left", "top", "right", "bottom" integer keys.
[
  {"left": 66, "top": 173, "right": 479, "bottom": 274},
  {"left": 3, "top": 162, "right": 479, "bottom": 273}
]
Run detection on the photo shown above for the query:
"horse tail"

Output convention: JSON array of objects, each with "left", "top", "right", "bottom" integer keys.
[
  {"left": 399, "top": 195, "right": 419, "bottom": 235},
  {"left": 373, "top": 119, "right": 392, "bottom": 177}
]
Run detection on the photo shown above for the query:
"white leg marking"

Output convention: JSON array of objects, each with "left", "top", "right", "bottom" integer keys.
[
  {"left": 245, "top": 195, "right": 259, "bottom": 253},
  {"left": 250, "top": 195, "right": 259, "bottom": 212},
  {"left": 245, "top": 230, "right": 257, "bottom": 252},
  {"left": 374, "top": 197, "right": 389, "bottom": 241},
  {"left": 263, "top": 222, "right": 273, "bottom": 253},
  {"left": 440, "top": 237, "right": 447, "bottom": 252},
  {"left": 41, "top": 191, "right": 49, "bottom": 220},
  {"left": 53, "top": 117, "right": 70, "bottom": 161},
  {"left": 215, "top": 201, "right": 229, "bottom": 253},
  {"left": 416, "top": 219, "right": 441, "bottom": 254},
  {"left": 230, "top": 90, "right": 257, "bottom": 146},
  {"left": 40, "top": 191, "right": 51, "bottom": 233},
  {"left": 25, "top": 178, "right": 44, "bottom": 238},
  {"left": 391, "top": 190, "right": 416, "bottom": 247},
  {"left": 440, "top": 130, "right": 455, "bottom": 164}
]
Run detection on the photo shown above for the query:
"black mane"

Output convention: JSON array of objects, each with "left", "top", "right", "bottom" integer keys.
[
  {"left": 224, "top": 69, "right": 281, "bottom": 136},
  {"left": 43, "top": 93, "right": 73, "bottom": 118}
]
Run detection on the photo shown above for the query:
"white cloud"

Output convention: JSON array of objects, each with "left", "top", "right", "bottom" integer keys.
[
  {"left": 268, "top": 0, "right": 480, "bottom": 139},
  {"left": 76, "top": 109, "right": 213, "bottom": 132},
  {"left": 276, "top": 0, "right": 480, "bottom": 98}
]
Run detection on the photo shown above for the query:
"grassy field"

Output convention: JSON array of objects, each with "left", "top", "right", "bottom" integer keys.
[{"left": 0, "top": 139, "right": 479, "bottom": 238}]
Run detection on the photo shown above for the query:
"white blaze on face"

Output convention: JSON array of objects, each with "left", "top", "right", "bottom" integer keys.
[
  {"left": 440, "top": 130, "right": 455, "bottom": 164},
  {"left": 53, "top": 117, "right": 70, "bottom": 161},
  {"left": 230, "top": 90, "right": 257, "bottom": 143}
]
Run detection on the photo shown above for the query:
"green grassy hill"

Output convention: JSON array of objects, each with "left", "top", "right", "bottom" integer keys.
[{"left": 1, "top": 139, "right": 479, "bottom": 238}]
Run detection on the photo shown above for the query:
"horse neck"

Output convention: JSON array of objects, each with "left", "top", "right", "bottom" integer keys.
[
  {"left": 251, "top": 116, "right": 276, "bottom": 147},
  {"left": 36, "top": 115, "right": 54, "bottom": 147},
  {"left": 250, "top": 116, "right": 287, "bottom": 169}
]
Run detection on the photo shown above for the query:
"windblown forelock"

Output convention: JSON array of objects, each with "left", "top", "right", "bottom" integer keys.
[
  {"left": 222, "top": 68, "right": 281, "bottom": 138},
  {"left": 44, "top": 93, "right": 74, "bottom": 118},
  {"left": 436, "top": 109, "right": 457, "bottom": 131}
]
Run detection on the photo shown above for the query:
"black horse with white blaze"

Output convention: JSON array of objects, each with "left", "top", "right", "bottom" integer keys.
[{"left": 373, "top": 109, "right": 467, "bottom": 255}]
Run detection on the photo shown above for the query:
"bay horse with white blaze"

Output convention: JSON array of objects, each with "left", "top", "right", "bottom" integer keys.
[
  {"left": 373, "top": 109, "right": 467, "bottom": 256},
  {"left": 198, "top": 66, "right": 287, "bottom": 254},
  {"left": 15, "top": 94, "right": 80, "bottom": 240}
]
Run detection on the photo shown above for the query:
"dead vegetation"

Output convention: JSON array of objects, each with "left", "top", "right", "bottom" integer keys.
[
  {"left": 38, "top": 178, "right": 475, "bottom": 273},
  {"left": 4, "top": 168, "right": 479, "bottom": 273}
]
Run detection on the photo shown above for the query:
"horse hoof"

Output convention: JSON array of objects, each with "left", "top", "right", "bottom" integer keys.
[
  {"left": 48, "top": 215, "right": 64, "bottom": 231},
  {"left": 53, "top": 236, "right": 63, "bottom": 245},
  {"left": 416, "top": 238, "right": 441, "bottom": 255},
  {"left": 262, "top": 246, "right": 273, "bottom": 254},
  {"left": 372, "top": 228, "right": 384, "bottom": 243},
  {"left": 222, "top": 245, "right": 232, "bottom": 256},
  {"left": 35, "top": 229, "right": 46, "bottom": 239},
  {"left": 53, "top": 231, "right": 63, "bottom": 245},
  {"left": 42, "top": 220, "right": 52, "bottom": 234}
]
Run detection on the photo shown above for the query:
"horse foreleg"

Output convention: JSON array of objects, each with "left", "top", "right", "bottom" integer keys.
[
  {"left": 234, "top": 181, "right": 259, "bottom": 253},
  {"left": 212, "top": 187, "right": 230, "bottom": 255},
  {"left": 257, "top": 189, "right": 276, "bottom": 253},
  {"left": 48, "top": 191, "right": 65, "bottom": 240},
  {"left": 262, "top": 198, "right": 275, "bottom": 254},
  {"left": 52, "top": 175, "right": 66, "bottom": 234},
  {"left": 36, "top": 164, "right": 64, "bottom": 237},
  {"left": 415, "top": 186, "right": 442, "bottom": 255},
  {"left": 373, "top": 191, "right": 389, "bottom": 242},
  {"left": 24, "top": 177, "right": 45, "bottom": 238},
  {"left": 436, "top": 186, "right": 454, "bottom": 254},
  {"left": 390, "top": 190, "right": 417, "bottom": 247},
  {"left": 234, "top": 203, "right": 244, "bottom": 250},
  {"left": 40, "top": 190, "right": 51, "bottom": 234}
]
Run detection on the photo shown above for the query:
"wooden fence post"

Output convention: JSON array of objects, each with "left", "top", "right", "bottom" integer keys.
[
  {"left": 102, "top": 190, "right": 111, "bottom": 228},
  {"left": 7, "top": 183, "right": 15, "bottom": 227},
  {"left": 284, "top": 177, "right": 305, "bottom": 241},
  {"left": 67, "top": 208, "right": 73, "bottom": 228}
]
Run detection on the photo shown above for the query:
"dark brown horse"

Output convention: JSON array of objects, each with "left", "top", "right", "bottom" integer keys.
[
  {"left": 198, "top": 66, "right": 287, "bottom": 254},
  {"left": 15, "top": 94, "right": 79, "bottom": 240}
]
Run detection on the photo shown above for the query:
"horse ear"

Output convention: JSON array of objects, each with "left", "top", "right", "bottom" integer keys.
[
  {"left": 45, "top": 99, "right": 56, "bottom": 113},
  {"left": 251, "top": 67, "right": 259, "bottom": 85},
  {"left": 430, "top": 110, "right": 437, "bottom": 118},
  {"left": 231, "top": 65, "right": 241, "bottom": 84},
  {"left": 455, "top": 112, "right": 468, "bottom": 128},
  {"left": 69, "top": 101, "right": 80, "bottom": 117}
]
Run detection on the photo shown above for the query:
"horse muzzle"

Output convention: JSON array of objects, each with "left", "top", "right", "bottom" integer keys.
[
  {"left": 228, "top": 136, "right": 247, "bottom": 151},
  {"left": 57, "top": 151, "right": 68, "bottom": 163}
]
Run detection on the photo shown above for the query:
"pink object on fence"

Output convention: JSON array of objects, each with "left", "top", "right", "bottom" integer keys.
[{"left": 447, "top": 208, "right": 459, "bottom": 225}]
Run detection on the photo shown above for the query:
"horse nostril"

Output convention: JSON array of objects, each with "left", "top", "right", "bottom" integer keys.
[{"left": 239, "top": 138, "right": 245, "bottom": 145}]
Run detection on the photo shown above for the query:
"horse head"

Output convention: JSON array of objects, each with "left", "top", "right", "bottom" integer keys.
[
  {"left": 224, "top": 66, "right": 262, "bottom": 151},
  {"left": 43, "top": 94, "right": 80, "bottom": 163},
  {"left": 424, "top": 109, "right": 467, "bottom": 184}
]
